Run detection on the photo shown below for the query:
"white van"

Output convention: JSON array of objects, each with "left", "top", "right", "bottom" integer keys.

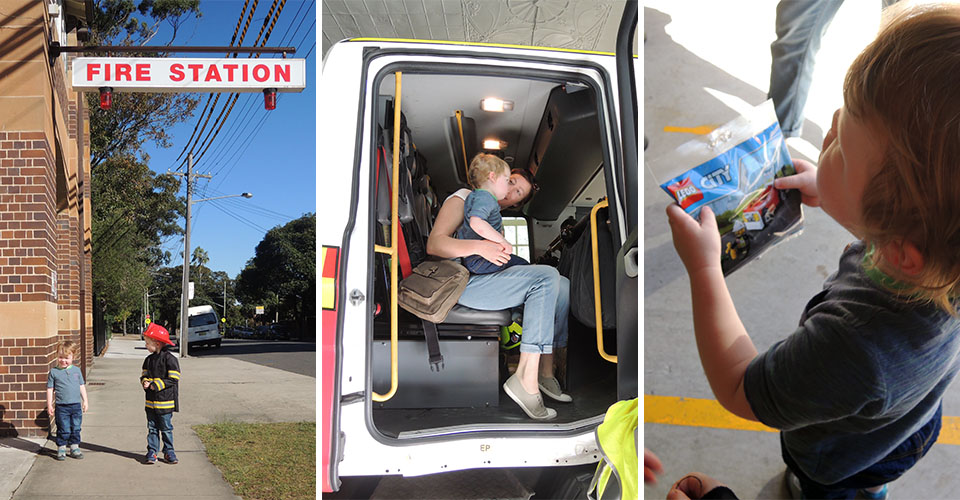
[
  {"left": 320, "top": 4, "right": 638, "bottom": 496},
  {"left": 186, "top": 304, "right": 222, "bottom": 349}
]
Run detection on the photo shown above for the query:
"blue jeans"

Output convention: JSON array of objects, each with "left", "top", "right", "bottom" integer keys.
[
  {"left": 783, "top": 403, "right": 942, "bottom": 499},
  {"left": 457, "top": 264, "right": 569, "bottom": 354},
  {"left": 145, "top": 409, "right": 175, "bottom": 455},
  {"left": 54, "top": 403, "right": 82, "bottom": 447},
  {"left": 769, "top": 0, "right": 898, "bottom": 136},
  {"left": 463, "top": 253, "right": 528, "bottom": 275},
  {"left": 768, "top": 0, "right": 845, "bottom": 137}
]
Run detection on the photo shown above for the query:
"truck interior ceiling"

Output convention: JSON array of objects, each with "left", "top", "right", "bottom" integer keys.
[{"left": 369, "top": 70, "right": 620, "bottom": 438}]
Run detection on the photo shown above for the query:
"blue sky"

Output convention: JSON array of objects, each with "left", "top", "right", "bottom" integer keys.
[{"left": 139, "top": 0, "right": 317, "bottom": 278}]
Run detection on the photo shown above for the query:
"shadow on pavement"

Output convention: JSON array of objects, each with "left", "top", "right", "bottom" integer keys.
[{"left": 79, "top": 441, "right": 147, "bottom": 463}]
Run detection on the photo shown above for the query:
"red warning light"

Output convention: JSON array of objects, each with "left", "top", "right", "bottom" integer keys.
[
  {"left": 263, "top": 88, "right": 277, "bottom": 110},
  {"left": 99, "top": 87, "right": 113, "bottom": 110}
]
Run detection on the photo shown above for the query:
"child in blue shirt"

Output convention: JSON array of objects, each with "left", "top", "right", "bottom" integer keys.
[
  {"left": 46, "top": 341, "right": 88, "bottom": 461},
  {"left": 458, "top": 153, "right": 529, "bottom": 274},
  {"left": 667, "top": 4, "right": 960, "bottom": 499}
]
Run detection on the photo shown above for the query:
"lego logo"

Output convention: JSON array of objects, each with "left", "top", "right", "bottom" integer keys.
[{"left": 667, "top": 178, "right": 704, "bottom": 210}]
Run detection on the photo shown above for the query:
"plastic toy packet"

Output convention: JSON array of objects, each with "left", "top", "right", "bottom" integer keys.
[{"left": 648, "top": 99, "right": 804, "bottom": 275}]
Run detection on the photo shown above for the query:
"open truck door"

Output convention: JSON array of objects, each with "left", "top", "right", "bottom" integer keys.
[{"left": 321, "top": 3, "right": 638, "bottom": 494}]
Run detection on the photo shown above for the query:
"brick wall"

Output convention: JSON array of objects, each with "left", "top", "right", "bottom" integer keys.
[
  {"left": 0, "top": 336, "right": 56, "bottom": 437},
  {"left": 0, "top": 133, "right": 57, "bottom": 304}
]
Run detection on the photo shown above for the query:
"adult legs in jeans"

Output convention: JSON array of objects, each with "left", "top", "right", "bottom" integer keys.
[
  {"left": 768, "top": 0, "right": 845, "bottom": 137},
  {"left": 540, "top": 275, "right": 570, "bottom": 379},
  {"left": 146, "top": 410, "right": 175, "bottom": 455},
  {"left": 458, "top": 264, "right": 561, "bottom": 395},
  {"left": 769, "top": 0, "right": 899, "bottom": 137},
  {"left": 54, "top": 403, "right": 82, "bottom": 447}
]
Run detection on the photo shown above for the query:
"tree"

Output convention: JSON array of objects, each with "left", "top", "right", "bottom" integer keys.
[
  {"left": 237, "top": 214, "right": 317, "bottom": 339},
  {"left": 86, "top": 0, "right": 202, "bottom": 167},
  {"left": 191, "top": 246, "right": 209, "bottom": 287},
  {"left": 92, "top": 156, "right": 184, "bottom": 327},
  {"left": 88, "top": 0, "right": 201, "bottom": 326}
]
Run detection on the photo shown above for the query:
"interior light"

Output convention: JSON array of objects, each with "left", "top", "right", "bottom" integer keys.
[
  {"left": 483, "top": 139, "right": 505, "bottom": 150},
  {"left": 263, "top": 88, "right": 277, "bottom": 110},
  {"left": 99, "top": 87, "right": 113, "bottom": 110},
  {"left": 481, "top": 98, "right": 514, "bottom": 112}
]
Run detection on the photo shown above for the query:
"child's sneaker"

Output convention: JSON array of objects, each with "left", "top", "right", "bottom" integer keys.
[
  {"left": 144, "top": 451, "right": 157, "bottom": 464},
  {"left": 56, "top": 446, "right": 66, "bottom": 461},
  {"left": 163, "top": 451, "right": 179, "bottom": 464},
  {"left": 69, "top": 446, "right": 83, "bottom": 459},
  {"left": 859, "top": 484, "right": 889, "bottom": 500}
]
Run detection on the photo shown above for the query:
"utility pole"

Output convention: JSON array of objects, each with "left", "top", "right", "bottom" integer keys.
[
  {"left": 223, "top": 279, "right": 227, "bottom": 327},
  {"left": 169, "top": 153, "right": 211, "bottom": 359}
]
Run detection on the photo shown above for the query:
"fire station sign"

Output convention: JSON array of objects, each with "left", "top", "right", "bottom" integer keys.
[{"left": 72, "top": 57, "right": 306, "bottom": 93}]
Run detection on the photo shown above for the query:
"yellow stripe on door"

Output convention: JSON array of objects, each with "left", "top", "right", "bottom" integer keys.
[{"left": 644, "top": 394, "right": 960, "bottom": 445}]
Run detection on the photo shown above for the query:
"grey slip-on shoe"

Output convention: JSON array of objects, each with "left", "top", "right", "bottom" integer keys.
[
  {"left": 538, "top": 376, "right": 573, "bottom": 403},
  {"left": 503, "top": 373, "right": 557, "bottom": 420}
]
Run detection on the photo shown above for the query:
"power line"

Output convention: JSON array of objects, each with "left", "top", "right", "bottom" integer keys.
[
  {"left": 172, "top": 0, "right": 261, "bottom": 172},
  {"left": 181, "top": 0, "right": 288, "bottom": 172},
  {"left": 195, "top": 2, "right": 312, "bottom": 177}
]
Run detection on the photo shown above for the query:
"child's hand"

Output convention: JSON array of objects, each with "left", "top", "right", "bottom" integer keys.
[
  {"left": 500, "top": 241, "right": 513, "bottom": 256},
  {"left": 774, "top": 158, "right": 820, "bottom": 207},
  {"left": 476, "top": 240, "right": 510, "bottom": 266},
  {"left": 643, "top": 448, "right": 664, "bottom": 484},
  {"left": 143, "top": 380, "right": 151, "bottom": 390},
  {"left": 666, "top": 204, "right": 722, "bottom": 276}
]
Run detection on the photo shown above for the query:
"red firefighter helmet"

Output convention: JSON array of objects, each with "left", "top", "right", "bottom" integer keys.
[{"left": 143, "top": 323, "right": 175, "bottom": 346}]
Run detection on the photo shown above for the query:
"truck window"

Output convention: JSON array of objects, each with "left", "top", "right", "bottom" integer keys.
[
  {"left": 189, "top": 313, "right": 218, "bottom": 327},
  {"left": 502, "top": 217, "right": 530, "bottom": 261}
]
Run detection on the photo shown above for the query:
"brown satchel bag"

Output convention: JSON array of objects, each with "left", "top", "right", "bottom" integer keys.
[{"left": 398, "top": 259, "right": 469, "bottom": 323}]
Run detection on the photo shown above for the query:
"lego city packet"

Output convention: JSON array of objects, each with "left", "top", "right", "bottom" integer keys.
[{"left": 649, "top": 100, "right": 804, "bottom": 276}]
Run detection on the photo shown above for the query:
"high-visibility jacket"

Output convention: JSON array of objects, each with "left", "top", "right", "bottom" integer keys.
[{"left": 588, "top": 398, "right": 638, "bottom": 500}]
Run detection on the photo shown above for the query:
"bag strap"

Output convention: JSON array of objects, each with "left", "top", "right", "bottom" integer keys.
[{"left": 421, "top": 319, "right": 444, "bottom": 371}]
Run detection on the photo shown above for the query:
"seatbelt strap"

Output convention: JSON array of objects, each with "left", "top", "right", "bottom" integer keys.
[
  {"left": 421, "top": 319, "right": 444, "bottom": 371},
  {"left": 456, "top": 110, "right": 469, "bottom": 183}
]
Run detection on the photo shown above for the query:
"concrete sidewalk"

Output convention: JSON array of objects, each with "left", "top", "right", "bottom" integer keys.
[{"left": 3, "top": 335, "right": 315, "bottom": 499}]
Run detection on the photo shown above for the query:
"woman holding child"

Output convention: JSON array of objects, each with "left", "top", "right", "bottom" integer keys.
[{"left": 426, "top": 154, "right": 571, "bottom": 420}]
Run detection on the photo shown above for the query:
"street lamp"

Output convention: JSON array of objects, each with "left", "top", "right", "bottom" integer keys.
[{"left": 180, "top": 188, "right": 253, "bottom": 359}]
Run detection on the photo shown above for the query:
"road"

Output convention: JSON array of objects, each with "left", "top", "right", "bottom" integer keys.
[
  {"left": 106, "top": 335, "right": 315, "bottom": 378},
  {"left": 186, "top": 338, "right": 316, "bottom": 377}
]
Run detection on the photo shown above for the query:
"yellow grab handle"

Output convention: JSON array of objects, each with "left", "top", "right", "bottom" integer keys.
[
  {"left": 590, "top": 199, "right": 616, "bottom": 363},
  {"left": 455, "top": 110, "right": 469, "bottom": 183},
  {"left": 373, "top": 72, "right": 402, "bottom": 402}
]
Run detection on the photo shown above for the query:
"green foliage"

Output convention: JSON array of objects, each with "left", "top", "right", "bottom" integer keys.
[
  {"left": 237, "top": 214, "right": 317, "bottom": 338},
  {"left": 88, "top": 0, "right": 201, "bottom": 325},
  {"left": 92, "top": 156, "right": 184, "bottom": 324},
  {"left": 86, "top": 0, "right": 202, "bottom": 167}
]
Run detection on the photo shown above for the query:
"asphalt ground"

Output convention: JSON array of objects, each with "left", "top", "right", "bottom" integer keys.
[
  {"left": 643, "top": 1, "right": 960, "bottom": 498},
  {"left": 186, "top": 338, "right": 317, "bottom": 378}
]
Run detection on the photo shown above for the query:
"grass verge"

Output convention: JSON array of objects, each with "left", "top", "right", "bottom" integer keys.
[{"left": 194, "top": 421, "right": 315, "bottom": 500}]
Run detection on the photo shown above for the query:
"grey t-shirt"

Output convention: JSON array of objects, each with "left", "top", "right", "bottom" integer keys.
[
  {"left": 744, "top": 242, "right": 960, "bottom": 484},
  {"left": 457, "top": 189, "right": 501, "bottom": 242},
  {"left": 47, "top": 364, "right": 85, "bottom": 405}
]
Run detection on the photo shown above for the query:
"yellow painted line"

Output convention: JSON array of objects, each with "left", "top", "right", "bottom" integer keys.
[
  {"left": 645, "top": 394, "right": 960, "bottom": 445},
  {"left": 663, "top": 125, "right": 716, "bottom": 135},
  {"left": 645, "top": 394, "right": 776, "bottom": 433}
]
